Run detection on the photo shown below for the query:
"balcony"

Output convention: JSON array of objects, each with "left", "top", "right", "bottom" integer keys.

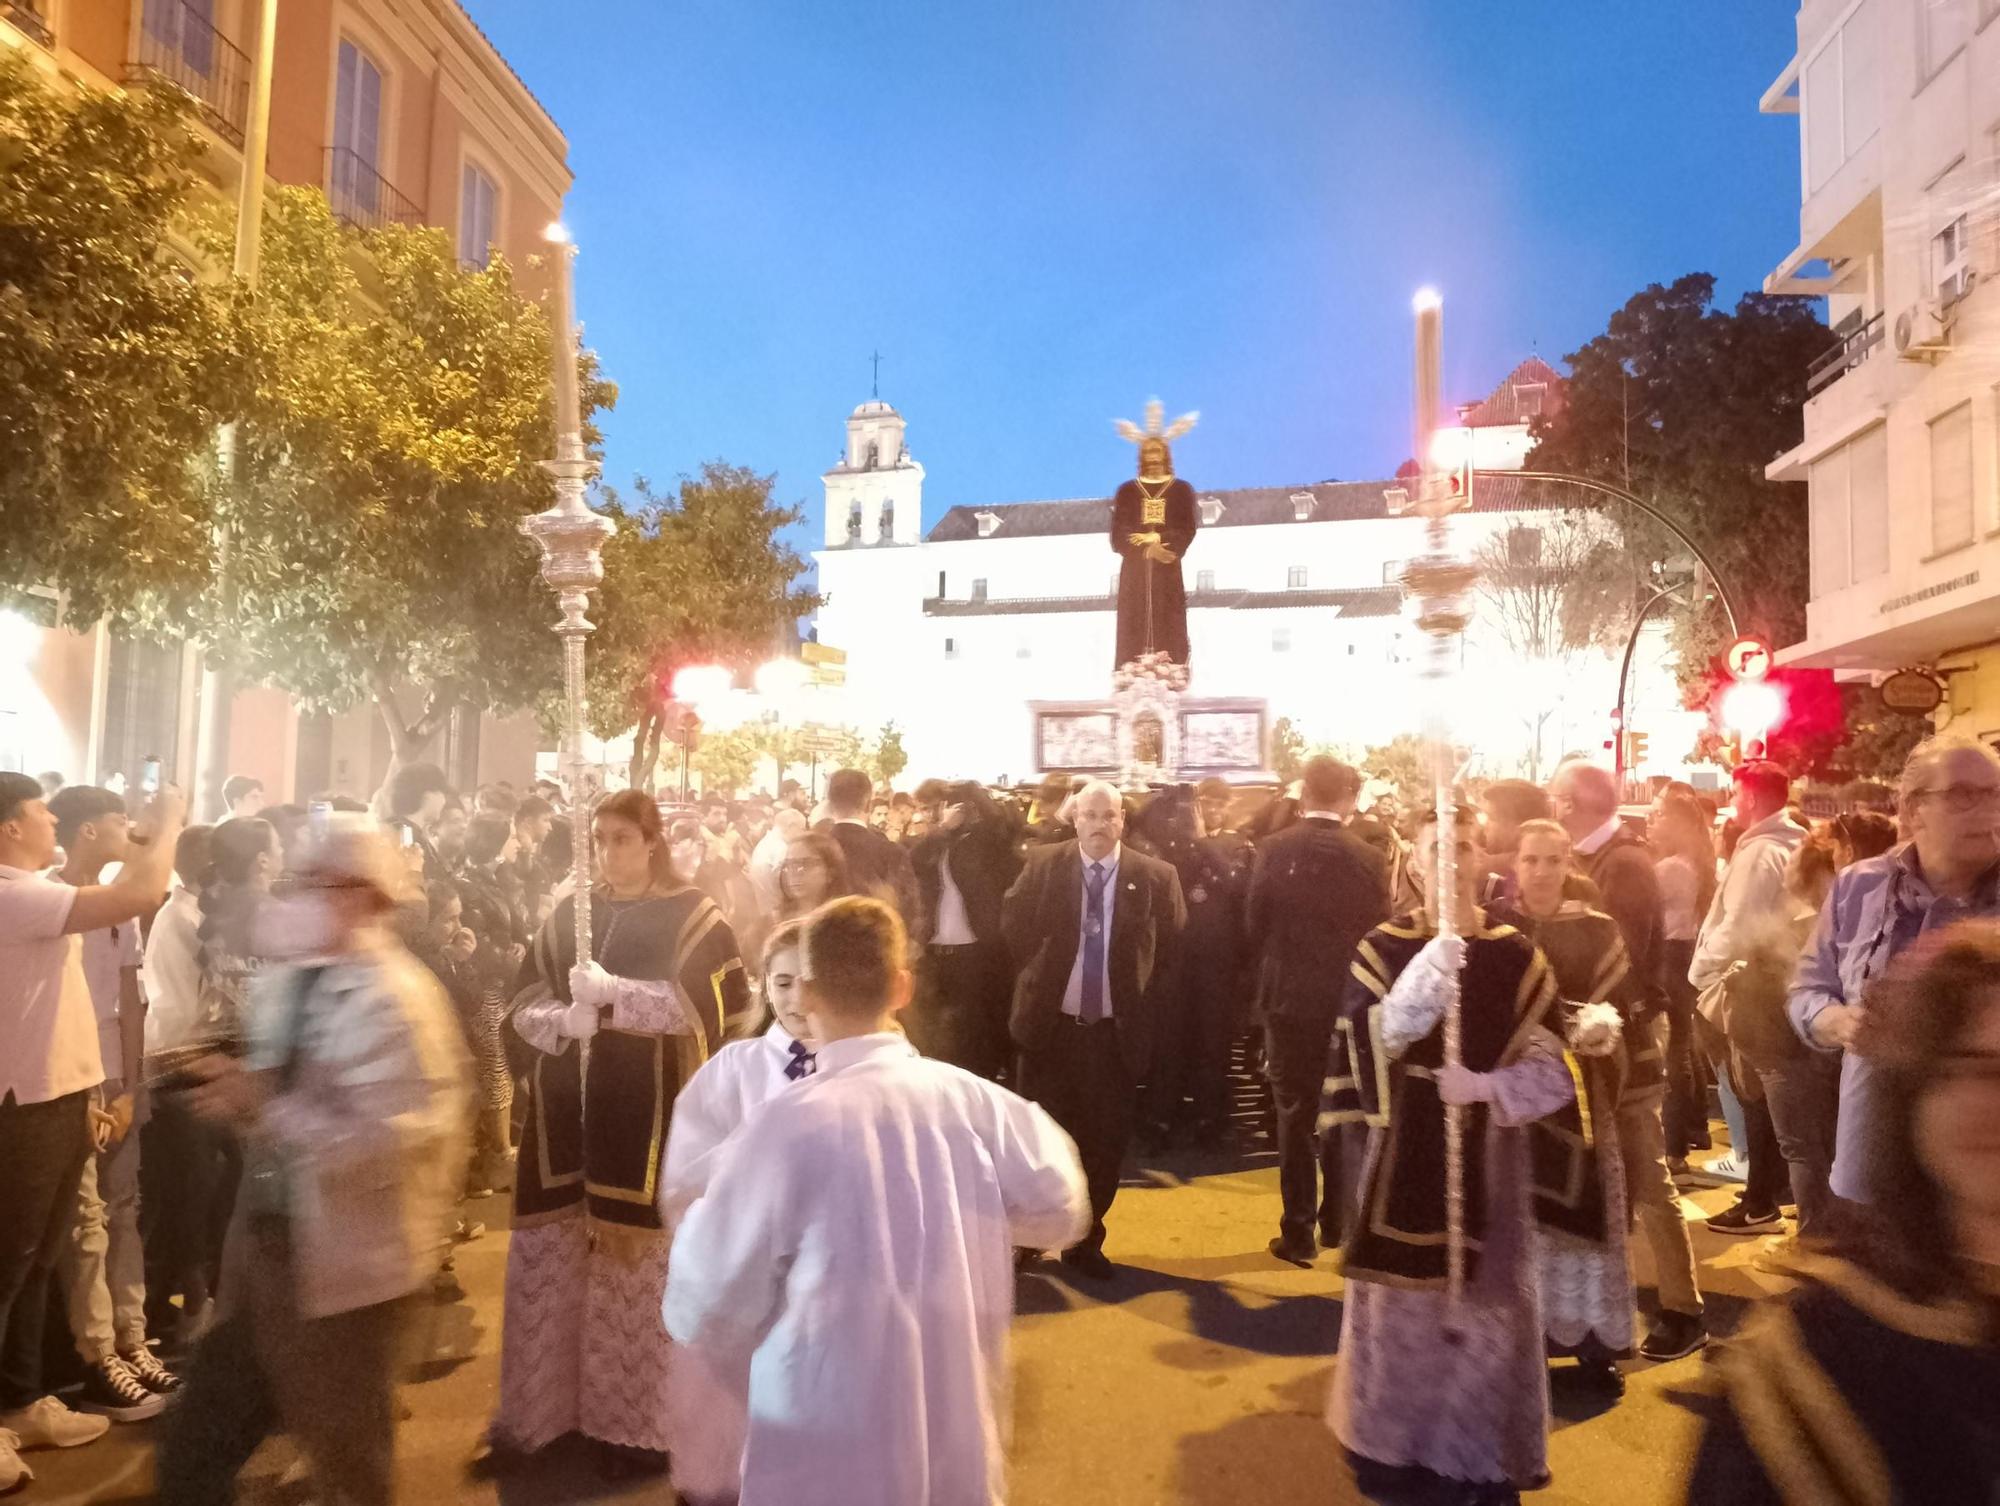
[
  {"left": 1806, "top": 310, "right": 1884, "bottom": 395},
  {"left": 1, "top": 1, "right": 53, "bottom": 46},
  {"left": 127, "top": 0, "right": 252, "bottom": 147},
  {"left": 326, "top": 147, "right": 423, "bottom": 233}
]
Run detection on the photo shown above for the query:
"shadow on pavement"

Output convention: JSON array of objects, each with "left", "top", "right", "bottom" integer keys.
[{"left": 1024, "top": 1258, "right": 1343, "bottom": 1360}]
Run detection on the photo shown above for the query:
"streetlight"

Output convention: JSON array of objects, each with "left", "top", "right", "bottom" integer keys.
[
  {"left": 672, "top": 664, "right": 733, "bottom": 706},
  {"left": 753, "top": 658, "right": 811, "bottom": 795},
  {"left": 520, "top": 222, "right": 614, "bottom": 974}
]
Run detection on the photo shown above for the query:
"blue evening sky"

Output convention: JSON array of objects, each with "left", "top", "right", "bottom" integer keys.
[{"left": 463, "top": 1, "right": 1801, "bottom": 538}]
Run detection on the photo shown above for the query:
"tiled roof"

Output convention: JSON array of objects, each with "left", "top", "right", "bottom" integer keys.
[
  {"left": 1461, "top": 356, "right": 1566, "bottom": 428},
  {"left": 923, "top": 587, "right": 1404, "bottom": 618},
  {"left": 446, "top": 2, "right": 564, "bottom": 142},
  {"left": 925, "top": 480, "right": 1396, "bottom": 543}
]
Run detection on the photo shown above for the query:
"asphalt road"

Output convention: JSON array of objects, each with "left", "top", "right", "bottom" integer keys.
[{"left": 24, "top": 1116, "right": 1778, "bottom": 1506}]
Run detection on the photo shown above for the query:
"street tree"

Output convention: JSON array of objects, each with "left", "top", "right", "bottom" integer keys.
[
  {"left": 1527, "top": 273, "right": 1834, "bottom": 679},
  {"left": 186, "top": 188, "right": 612, "bottom": 766},
  {"left": 1269, "top": 716, "right": 1307, "bottom": 784},
  {"left": 867, "top": 722, "right": 909, "bottom": 790},
  {"left": 0, "top": 55, "right": 240, "bottom": 622},
  {"left": 585, "top": 464, "right": 819, "bottom": 789}
]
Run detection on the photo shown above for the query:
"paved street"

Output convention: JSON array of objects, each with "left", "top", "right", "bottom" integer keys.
[{"left": 26, "top": 1116, "right": 1775, "bottom": 1506}]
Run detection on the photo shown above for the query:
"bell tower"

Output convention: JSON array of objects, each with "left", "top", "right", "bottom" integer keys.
[{"left": 823, "top": 398, "right": 924, "bottom": 548}]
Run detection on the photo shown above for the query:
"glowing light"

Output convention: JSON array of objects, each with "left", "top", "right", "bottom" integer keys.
[
  {"left": 0, "top": 609, "right": 37, "bottom": 664},
  {"left": 672, "top": 664, "right": 732, "bottom": 705},
  {"left": 1428, "top": 425, "right": 1473, "bottom": 471},
  {"left": 542, "top": 221, "right": 571, "bottom": 246},
  {"left": 754, "top": 659, "right": 810, "bottom": 699},
  {"left": 1720, "top": 679, "right": 1784, "bottom": 739},
  {"left": 1413, "top": 286, "right": 1443, "bottom": 313}
]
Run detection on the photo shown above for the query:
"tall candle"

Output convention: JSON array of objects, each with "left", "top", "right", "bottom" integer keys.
[
  {"left": 547, "top": 224, "right": 580, "bottom": 442},
  {"left": 1413, "top": 287, "right": 1442, "bottom": 475}
]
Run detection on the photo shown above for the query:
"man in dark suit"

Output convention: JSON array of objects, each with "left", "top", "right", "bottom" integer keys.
[
  {"left": 1004, "top": 779, "right": 1186, "bottom": 1278},
  {"left": 824, "top": 768, "right": 918, "bottom": 922},
  {"left": 1247, "top": 756, "right": 1388, "bottom": 1264},
  {"left": 908, "top": 782, "right": 1023, "bottom": 1079}
]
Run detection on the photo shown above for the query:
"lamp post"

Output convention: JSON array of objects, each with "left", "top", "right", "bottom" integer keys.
[
  {"left": 520, "top": 224, "right": 614, "bottom": 973},
  {"left": 1399, "top": 286, "right": 1479, "bottom": 1307}
]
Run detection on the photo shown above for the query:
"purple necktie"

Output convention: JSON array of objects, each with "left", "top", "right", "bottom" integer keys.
[
  {"left": 1080, "top": 861, "right": 1108, "bottom": 1023},
  {"left": 785, "top": 1039, "right": 816, "bottom": 1081}
]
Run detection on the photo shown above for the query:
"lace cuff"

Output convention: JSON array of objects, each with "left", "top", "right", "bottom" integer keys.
[
  {"left": 1488, "top": 1025, "right": 1575, "bottom": 1127},
  {"left": 608, "top": 975, "right": 696, "bottom": 1036},
  {"left": 511, "top": 996, "right": 572, "bottom": 1056},
  {"left": 1379, "top": 961, "right": 1450, "bottom": 1058}
]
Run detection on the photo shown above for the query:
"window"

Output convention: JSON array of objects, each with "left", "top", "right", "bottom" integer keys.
[
  {"left": 332, "top": 38, "right": 385, "bottom": 213},
  {"left": 1803, "top": 1, "right": 1879, "bottom": 192},
  {"left": 1195, "top": 569, "right": 1215, "bottom": 592},
  {"left": 943, "top": 637, "right": 958, "bottom": 660},
  {"left": 1272, "top": 627, "right": 1292, "bottom": 653},
  {"left": 879, "top": 501, "right": 894, "bottom": 539},
  {"left": 1931, "top": 403, "right": 1975, "bottom": 553},
  {"left": 1505, "top": 526, "right": 1543, "bottom": 567},
  {"left": 971, "top": 578, "right": 988, "bottom": 602},
  {"left": 1382, "top": 559, "right": 1404, "bottom": 585},
  {"left": 1198, "top": 497, "right": 1225, "bottom": 526},
  {"left": 1514, "top": 383, "right": 1546, "bottom": 417},
  {"left": 1922, "top": 0, "right": 1974, "bottom": 77},
  {"left": 458, "top": 162, "right": 498, "bottom": 269},
  {"left": 1287, "top": 566, "right": 1308, "bottom": 588},
  {"left": 1808, "top": 424, "right": 1889, "bottom": 595},
  {"left": 1015, "top": 638, "right": 1031, "bottom": 660},
  {"left": 864, "top": 441, "right": 879, "bottom": 470},
  {"left": 145, "top": 0, "right": 216, "bottom": 76},
  {"left": 974, "top": 510, "right": 1001, "bottom": 538},
  {"left": 936, "top": 570, "right": 946, "bottom": 597},
  {"left": 1290, "top": 491, "right": 1315, "bottom": 521},
  {"left": 1932, "top": 212, "right": 1974, "bottom": 303},
  {"left": 847, "top": 501, "right": 862, "bottom": 541}
]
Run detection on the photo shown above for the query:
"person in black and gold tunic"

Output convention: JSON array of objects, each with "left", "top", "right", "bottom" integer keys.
[
  {"left": 1110, "top": 401, "right": 1199, "bottom": 671},
  {"left": 1320, "top": 807, "right": 1577, "bottom": 1502},
  {"left": 490, "top": 791, "right": 748, "bottom": 1472}
]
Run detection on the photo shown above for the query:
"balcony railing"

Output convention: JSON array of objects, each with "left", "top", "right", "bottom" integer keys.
[
  {"left": 1, "top": 1, "right": 54, "bottom": 46},
  {"left": 1806, "top": 310, "right": 1885, "bottom": 395},
  {"left": 326, "top": 147, "right": 424, "bottom": 233},
  {"left": 127, "top": 0, "right": 252, "bottom": 146}
]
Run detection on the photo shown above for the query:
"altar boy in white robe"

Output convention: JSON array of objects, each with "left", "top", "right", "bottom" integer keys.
[
  {"left": 664, "top": 897, "right": 1090, "bottom": 1506},
  {"left": 657, "top": 921, "right": 813, "bottom": 1505}
]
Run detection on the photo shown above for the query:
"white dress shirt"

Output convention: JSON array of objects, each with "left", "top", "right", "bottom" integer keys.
[
  {"left": 143, "top": 886, "right": 207, "bottom": 1055},
  {"left": 1061, "top": 843, "right": 1121, "bottom": 1019},
  {"left": 932, "top": 849, "right": 977, "bottom": 946},
  {"left": 1574, "top": 815, "right": 1623, "bottom": 858}
]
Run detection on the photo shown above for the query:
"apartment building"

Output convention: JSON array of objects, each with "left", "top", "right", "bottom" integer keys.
[
  {"left": 1764, "top": 0, "right": 2000, "bottom": 742},
  {"left": 2, "top": 0, "right": 569, "bottom": 799}
]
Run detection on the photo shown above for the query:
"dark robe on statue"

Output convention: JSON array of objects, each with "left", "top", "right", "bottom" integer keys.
[{"left": 1111, "top": 476, "right": 1196, "bottom": 670}]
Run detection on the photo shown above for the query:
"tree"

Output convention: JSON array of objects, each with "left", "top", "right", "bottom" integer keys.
[
  {"left": 0, "top": 55, "right": 242, "bottom": 622},
  {"left": 1472, "top": 511, "right": 1627, "bottom": 778},
  {"left": 1528, "top": 274, "right": 1835, "bottom": 681},
  {"left": 1269, "top": 716, "right": 1307, "bottom": 783},
  {"left": 586, "top": 465, "right": 819, "bottom": 789},
  {"left": 687, "top": 725, "right": 760, "bottom": 794},
  {"left": 1362, "top": 734, "right": 1431, "bottom": 815},
  {"left": 866, "top": 722, "right": 908, "bottom": 790}
]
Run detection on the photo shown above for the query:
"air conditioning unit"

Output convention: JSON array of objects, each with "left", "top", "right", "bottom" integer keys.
[
  {"left": 1940, "top": 265, "right": 1981, "bottom": 309},
  {"left": 1893, "top": 299, "right": 1956, "bottom": 362}
]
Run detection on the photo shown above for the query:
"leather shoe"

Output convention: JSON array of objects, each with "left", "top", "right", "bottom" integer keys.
[
  {"left": 1268, "top": 1235, "right": 1317, "bottom": 1265},
  {"left": 1060, "top": 1246, "right": 1115, "bottom": 1281}
]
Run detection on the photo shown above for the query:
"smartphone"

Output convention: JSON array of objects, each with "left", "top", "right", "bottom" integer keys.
[
  {"left": 308, "top": 799, "right": 332, "bottom": 840},
  {"left": 139, "top": 756, "right": 161, "bottom": 795},
  {"left": 399, "top": 824, "right": 416, "bottom": 850}
]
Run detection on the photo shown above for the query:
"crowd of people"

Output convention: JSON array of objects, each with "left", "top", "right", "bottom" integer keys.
[{"left": 0, "top": 736, "right": 1994, "bottom": 1505}]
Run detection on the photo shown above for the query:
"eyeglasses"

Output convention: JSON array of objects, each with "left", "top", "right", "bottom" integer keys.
[{"left": 1910, "top": 784, "right": 2000, "bottom": 814}]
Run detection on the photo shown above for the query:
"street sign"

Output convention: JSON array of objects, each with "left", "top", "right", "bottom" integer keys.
[
  {"left": 800, "top": 642, "right": 847, "bottom": 667},
  {"left": 1725, "top": 635, "right": 1771, "bottom": 681},
  {"left": 810, "top": 665, "right": 847, "bottom": 687},
  {"left": 1878, "top": 668, "right": 1943, "bottom": 715},
  {"left": 798, "top": 723, "right": 848, "bottom": 754}
]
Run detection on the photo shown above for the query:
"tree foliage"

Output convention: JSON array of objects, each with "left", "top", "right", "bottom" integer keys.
[
  {"left": 866, "top": 721, "right": 908, "bottom": 789},
  {"left": 1269, "top": 716, "right": 1307, "bottom": 783},
  {"left": 1362, "top": 734, "right": 1431, "bottom": 815},
  {"left": 1528, "top": 273, "right": 1835, "bottom": 672},
  {"left": 0, "top": 55, "right": 240, "bottom": 620},
  {"left": 586, "top": 464, "right": 820, "bottom": 788}
]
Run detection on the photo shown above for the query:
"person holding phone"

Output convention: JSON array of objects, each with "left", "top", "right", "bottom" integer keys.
[{"left": 0, "top": 773, "right": 183, "bottom": 1483}]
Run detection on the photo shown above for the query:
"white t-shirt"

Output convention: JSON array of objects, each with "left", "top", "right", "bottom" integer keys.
[{"left": 0, "top": 864, "right": 104, "bottom": 1104}]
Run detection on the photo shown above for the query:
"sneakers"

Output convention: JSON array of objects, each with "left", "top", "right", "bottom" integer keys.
[
  {"left": 119, "top": 1346, "right": 182, "bottom": 1395},
  {"left": 1702, "top": 1152, "right": 1748, "bottom": 1182},
  {"left": 0, "top": 1430, "right": 29, "bottom": 1492},
  {"left": 74, "top": 1357, "right": 167, "bottom": 1421},
  {"left": 1638, "top": 1310, "right": 1708, "bottom": 1362},
  {"left": 1752, "top": 1232, "right": 1806, "bottom": 1276},
  {"left": 0, "top": 1395, "right": 111, "bottom": 1449},
  {"left": 1707, "top": 1200, "right": 1783, "bottom": 1236}
]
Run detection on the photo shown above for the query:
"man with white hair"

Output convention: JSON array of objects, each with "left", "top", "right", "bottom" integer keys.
[
  {"left": 1003, "top": 780, "right": 1186, "bottom": 1279},
  {"left": 1791, "top": 735, "right": 2000, "bottom": 1205},
  {"left": 748, "top": 807, "right": 808, "bottom": 916}
]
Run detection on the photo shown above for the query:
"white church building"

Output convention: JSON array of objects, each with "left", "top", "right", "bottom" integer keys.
[{"left": 804, "top": 361, "right": 1701, "bottom": 786}]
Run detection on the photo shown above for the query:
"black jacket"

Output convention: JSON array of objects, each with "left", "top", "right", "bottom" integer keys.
[
  {"left": 1002, "top": 841, "right": 1186, "bottom": 1076},
  {"left": 1246, "top": 815, "right": 1390, "bottom": 1030},
  {"left": 1580, "top": 826, "right": 1666, "bottom": 1017},
  {"left": 829, "top": 820, "right": 918, "bottom": 921},
  {"left": 911, "top": 811, "right": 1023, "bottom": 946}
]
